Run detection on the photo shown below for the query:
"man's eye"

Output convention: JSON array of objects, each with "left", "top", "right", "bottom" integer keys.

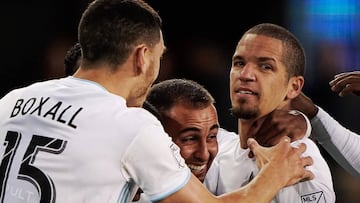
[
  {"left": 181, "top": 136, "right": 196, "bottom": 142},
  {"left": 208, "top": 133, "right": 217, "bottom": 140},
  {"left": 233, "top": 61, "right": 244, "bottom": 67},
  {"left": 261, "top": 64, "right": 272, "bottom": 70}
]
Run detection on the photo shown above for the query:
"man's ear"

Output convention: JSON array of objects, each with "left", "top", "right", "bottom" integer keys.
[
  {"left": 286, "top": 76, "right": 304, "bottom": 99},
  {"left": 134, "top": 45, "right": 148, "bottom": 75}
]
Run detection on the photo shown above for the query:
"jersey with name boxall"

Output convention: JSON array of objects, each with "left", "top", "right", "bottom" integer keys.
[{"left": 0, "top": 76, "right": 190, "bottom": 203}]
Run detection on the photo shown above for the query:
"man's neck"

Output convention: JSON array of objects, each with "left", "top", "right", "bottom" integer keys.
[
  {"left": 73, "top": 66, "right": 134, "bottom": 103},
  {"left": 238, "top": 119, "right": 254, "bottom": 149},
  {"left": 238, "top": 117, "right": 266, "bottom": 149}
]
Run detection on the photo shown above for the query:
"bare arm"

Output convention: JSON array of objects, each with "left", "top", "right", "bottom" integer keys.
[
  {"left": 290, "top": 71, "right": 360, "bottom": 116},
  {"left": 289, "top": 92, "right": 318, "bottom": 119},
  {"left": 247, "top": 108, "right": 310, "bottom": 146},
  {"left": 158, "top": 138, "right": 313, "bottom": 203},
  {"left": 329, "top": 71, "right": 360, "bottom": 97}
]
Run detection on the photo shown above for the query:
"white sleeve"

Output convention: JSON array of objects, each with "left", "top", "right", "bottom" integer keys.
[
  {"left": 311, "top": 106, "right": 360, "bottom": 179},
  {"left": 122, "top": 122, "right": 191, "bottom": 202},
  {"left": 274, "top": 138, "right": 336, "bottom": 203}
]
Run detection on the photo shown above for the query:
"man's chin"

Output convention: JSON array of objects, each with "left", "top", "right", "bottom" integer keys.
[
  {"left": 196, "top": 175, "right": 205, "bottom": 183},
  {"left": 191, "top": 170, "right": 207, "bottom": 182},
  {"left": 231, "top": 107, "right": 258, "bottom": 119}
]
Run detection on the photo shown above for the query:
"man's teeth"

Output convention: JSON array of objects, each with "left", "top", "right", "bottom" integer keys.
[
  {"left": 187, "top": 164, "right": 206, "bottom": 171},
  {"left": 239, "top": 90, "right": 255, "bottom": 94}
]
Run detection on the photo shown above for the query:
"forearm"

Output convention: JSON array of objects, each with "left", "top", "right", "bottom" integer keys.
[
  {"left": 312, "top": 106, "right": 360, "bottom": 179},
  {"left": 218, "top": 166, "right": 281, "bottom": 203},
  {"left": 160, "top": 172, "right": 279, "bottom": 203}
]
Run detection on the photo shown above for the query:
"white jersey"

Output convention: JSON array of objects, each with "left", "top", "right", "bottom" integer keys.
[
  {"left": 205, "top": 127, "right": 336, "bottom": 202},
  {"left": 312, "top": 106, "right": 360, "bottom": 179},
  {"left": 0, "top": 77, "right": 190, "bottom": 203},
  {"left": 204, "top": 128, "right": 238, "bottom": 194}
]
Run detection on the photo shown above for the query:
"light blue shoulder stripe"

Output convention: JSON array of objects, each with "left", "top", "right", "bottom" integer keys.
[
  {"left": 117, "top": 180, "right": 136, "bottom": 203},
  {"left": 150, "top": 169, "right": 191, "bottom": 202}
]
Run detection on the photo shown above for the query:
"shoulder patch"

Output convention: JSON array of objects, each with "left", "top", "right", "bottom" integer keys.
[
  {"left": 301, "top": 191, "right": 325, "bottom": 203},
  {"left": 170, "top": 143, "right": 186, "bottom": 169}
]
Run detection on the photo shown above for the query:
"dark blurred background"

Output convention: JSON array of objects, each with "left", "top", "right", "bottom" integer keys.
[{"left": 1, "top": 1, "right": 360, "bottom": 202}]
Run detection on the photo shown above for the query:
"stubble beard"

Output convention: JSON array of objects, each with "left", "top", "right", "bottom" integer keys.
[
  {"left": 133, "top": 62, "right": 156, "bottom": 107},
  {"left": 129, "top": 77, "right": 152, "bottom": 107},
  {"left": 132, "top": 84, "right": 151, "bottom": 107},
  {"left": 230, "top": 99, "right": 259, "bottom": 120}
]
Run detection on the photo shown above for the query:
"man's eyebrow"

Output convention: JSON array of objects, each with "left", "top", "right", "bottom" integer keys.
[
  {"left": 179, "top": 127, "right": 201, "bottom": 134},
  {"left": 232, "top": 55, "right": 243, "bottom": 61},
  {"left": 179, "top": 124, "right": 219, "bottom": 135},
  {"left": 258, "top": 56, "right": 276, "bottom": 62},
  {"left": 210, "top": 124, "right": 219, "bottom": 131}
]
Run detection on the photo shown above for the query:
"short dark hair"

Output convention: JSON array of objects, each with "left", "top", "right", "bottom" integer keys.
[
  {"left": 243, "top": 23, "right": 305, "bottom": 78},
  {"left": 146, "top": 79, "right": 215, "bottom": 116},
  {"left": 64, "top": 43, "right": 82, "bottom": 76},
  {"left": 142, "top": 100, "right": 162, "bottom": 120},
  {"left": 78, "top": 0, "right": 162, "bottom": 69}
]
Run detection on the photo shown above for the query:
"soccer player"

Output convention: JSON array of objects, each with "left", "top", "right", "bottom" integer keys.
[
  {"left": 136, "top": 78, "right": 312, "bottom": 202},
  {"left": 205, "top": 23, "right": 335, "bottom": 202}
]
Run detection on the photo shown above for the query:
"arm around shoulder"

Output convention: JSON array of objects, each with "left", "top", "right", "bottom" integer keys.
[{"left": 158, "top": 138, "right": 314, "bottom": 203}]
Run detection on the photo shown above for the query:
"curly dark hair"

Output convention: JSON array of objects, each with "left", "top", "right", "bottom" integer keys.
[{"left": 64, "top": 43, "right": 81, "bottom": 76}]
